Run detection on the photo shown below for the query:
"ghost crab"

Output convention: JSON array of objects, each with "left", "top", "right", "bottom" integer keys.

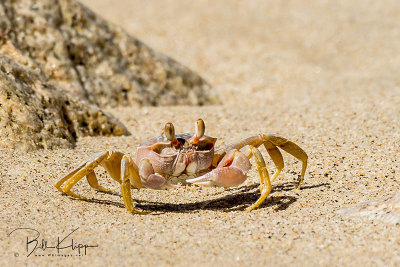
[{"left": 55, "top": 119, "right": 308, "bottom": 214}]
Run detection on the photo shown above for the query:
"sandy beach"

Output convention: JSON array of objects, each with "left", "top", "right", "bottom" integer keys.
[{"left": 1, "top": 0, "right": 399, "bottom": 266}]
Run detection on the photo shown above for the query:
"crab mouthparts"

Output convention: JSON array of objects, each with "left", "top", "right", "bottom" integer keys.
[{"left": 184, "top": 152, "right": 198, "bottom": 172}]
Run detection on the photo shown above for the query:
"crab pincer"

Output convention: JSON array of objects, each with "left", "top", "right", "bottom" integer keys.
[{"left": 186, "top": 149, "right": 251, "bottom": 187}]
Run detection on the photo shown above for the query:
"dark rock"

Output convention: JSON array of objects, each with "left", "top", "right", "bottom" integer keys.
[{"left": 0, "top": 53, "right": 129, "bottom": 151}]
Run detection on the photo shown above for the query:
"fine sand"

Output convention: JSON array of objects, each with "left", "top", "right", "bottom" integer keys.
[{"left": 1, "top": 1, "right": 399, "bottom": 266}]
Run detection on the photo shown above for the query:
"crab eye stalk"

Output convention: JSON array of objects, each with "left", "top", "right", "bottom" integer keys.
[
  {"left": 164, "top": 122, "right": 175, "bottom": 141},
  {"left": 165, "top": 122, "right": 180, "bottom": 148},
  {"left": 191, "top": 119, "right": 205, "bottom": 145},
  {"left": 195, "top": 119, "right": 205, "bottom": 139}
]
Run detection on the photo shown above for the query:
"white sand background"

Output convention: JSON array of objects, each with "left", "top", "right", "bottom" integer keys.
[{"left": 1, "top": 0, "right": 399, "bottom": 266}]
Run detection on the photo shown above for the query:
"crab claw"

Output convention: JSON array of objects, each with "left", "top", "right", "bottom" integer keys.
[
  {"left": 139, "top": 159, "right": 176, "bottom": 190},
  {"left": 186, "top": 149, "right": 251, "bottom": 188},
  {"left": 141, "top": 174, "right": 176, "bottom": 190},
  {"left": 186, "top": 166, "right": 247, "bottom": 187}
]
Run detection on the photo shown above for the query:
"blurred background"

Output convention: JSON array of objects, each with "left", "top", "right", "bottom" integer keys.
[{"left": 82, "top": 0, "right": 400, "bottom": 106}]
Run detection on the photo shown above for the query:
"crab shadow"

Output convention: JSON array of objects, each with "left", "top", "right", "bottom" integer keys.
[{"left": 74, "top": 182, "right": 329, "bottom": 214}]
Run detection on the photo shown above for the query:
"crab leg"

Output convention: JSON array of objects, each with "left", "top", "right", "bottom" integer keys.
[
  {"left": 56, "top": 151, "right": 126, "bottom": 195},
  {"left": 214, "top": 134, "right": 307, "bottom": 189},
  {"left": 121, "top": 156, "right": 148, "bottom": 214},
  {"left": 262, "top": 141, "right": 284, "bottom": 183},
  {"left": 84, "top": 151, "right": 126, "bottom": 193},
  {"left": 86, "top": 171, "right": 115, "bottom": 193},
  {"left": 55, "top": 151, "right": 149, "bottom": 214},
  {"left": 54, "top": 161, "right": 87, "bottom": 191},
  {"left": 55, "top": 151, "right": 110, "bottom": 200},
  {"left": 266, "top": 134, "right": 308, "bottom": 189},
  {"left": 245, "top": 146, "right": 272, "bottom": 212}
]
